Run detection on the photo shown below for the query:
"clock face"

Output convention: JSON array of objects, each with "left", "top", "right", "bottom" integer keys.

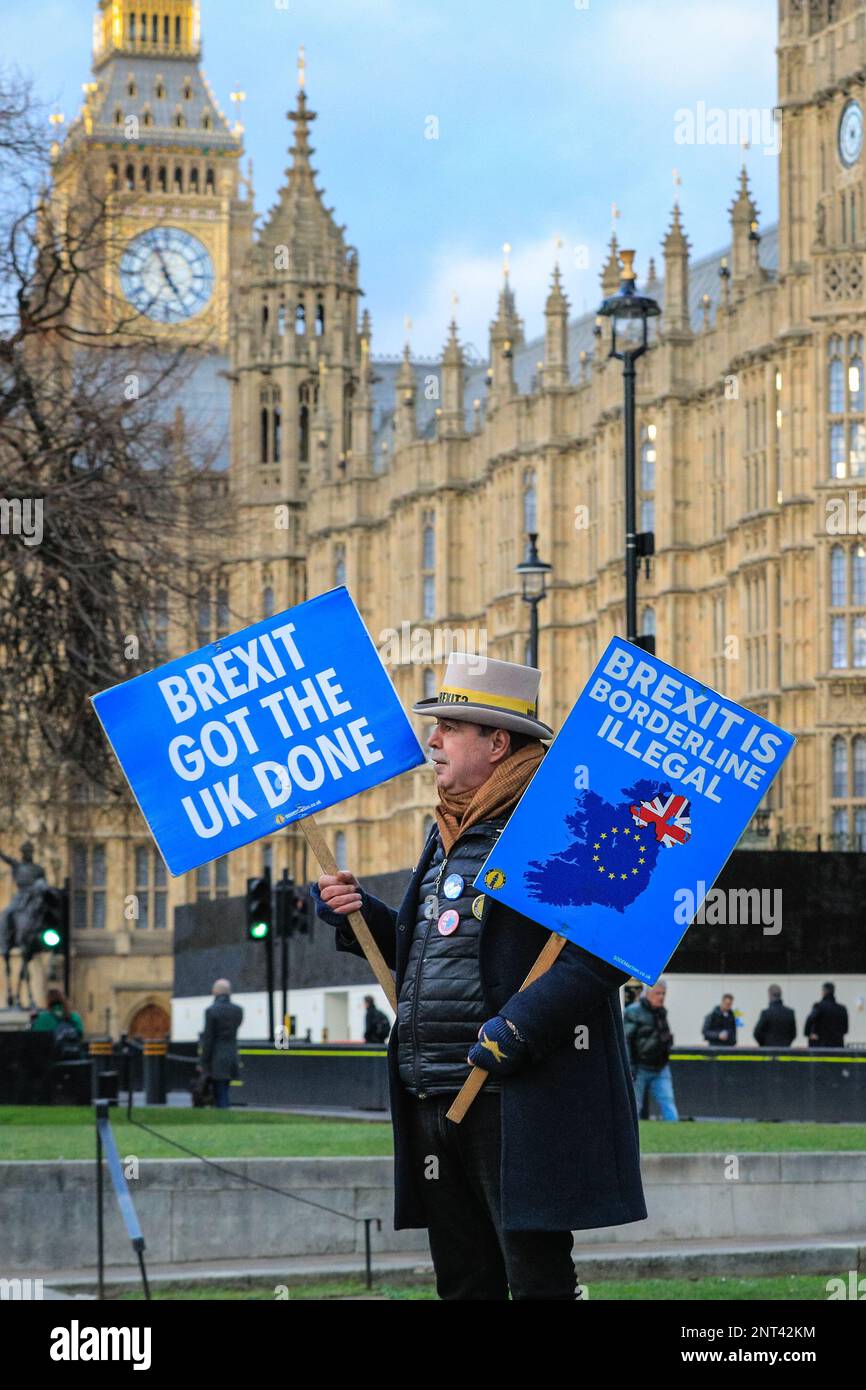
[
  {"left": 839, "top": 99, "right": 863, "bottom": 168},
  {"left": 119, "top": 226, "right": 214, "bottom": 323}
]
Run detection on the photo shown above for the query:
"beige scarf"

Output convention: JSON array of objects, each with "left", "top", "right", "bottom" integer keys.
[{"left": 434, "top": 740, "right": 546, "bottom": 855}]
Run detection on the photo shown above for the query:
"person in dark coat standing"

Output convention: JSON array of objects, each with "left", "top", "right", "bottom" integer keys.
[
  {"left": 200, "top": 978, "right": 243, "bottom": 1108},
  {"left": 702, "top": 993, "right": 738, "bottom": 1047},
  {"left": 805, "top": 983, "right": 848, "bottom": 1048},
  {"left": 363, "top": 995, "right": 391, "bottom": 1043},
  {"left": 313, "top": 654, "right": 646, "bottom": 1302},
  {"left": 753, "top": 984, "right": 796, "bottom": 1047}
]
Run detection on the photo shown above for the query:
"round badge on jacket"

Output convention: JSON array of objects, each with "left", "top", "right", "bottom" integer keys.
[
  {"left": 437, "top": 908, "right": 460, "bottom": 936},
  {"left": 442, "top": 873, "right": 464, "bottom": 900},
  {"left": 471, "top": 894, "right": 486, "bottom": 920}
]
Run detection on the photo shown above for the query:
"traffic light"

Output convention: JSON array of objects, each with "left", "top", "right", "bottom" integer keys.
[
  {"left": 291, "top": 891, "right": 314, "bottom": 937},
  {"left": 39, "top": 886, "right": 69, "bottom": 952},
  {"left": 245, "top": 873, "right": 272, "bottom": 941},
  {"left": 274, "top": 875, "right": 294, "bottom": 939},
  {"left": 274, "top": 877, "right": 313, "bottom": 938}
]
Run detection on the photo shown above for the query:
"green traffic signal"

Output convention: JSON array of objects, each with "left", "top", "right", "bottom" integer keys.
[
  {"left": 245, "top": 874, "right": 272, "bottom": 941},
  {"left": 38, "top": 886, "right": 68, "bottom": 952}
]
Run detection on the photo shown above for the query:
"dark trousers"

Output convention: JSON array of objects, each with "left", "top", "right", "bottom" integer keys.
[
  {"left": 405, "top": 1089, "right": 577, "bottom": 1300},
  {"left": 212, "top": 1079, "right": 230, "bottom": 1109}
]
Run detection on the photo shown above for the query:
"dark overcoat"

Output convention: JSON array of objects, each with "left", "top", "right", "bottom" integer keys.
[
  {"left": 200, "top": 995, "right": 244, "bottom": 1081},
  {"left": 753, "top": 1000, "right": 796, "bottom": 1047},
  {"left": 804, "top": 996, "right": 849, "bottom": 1048},
  {"left": 318, "top": 831, "right": 647, "bottom": 1233}
]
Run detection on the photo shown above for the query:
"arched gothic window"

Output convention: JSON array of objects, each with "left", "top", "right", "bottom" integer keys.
[
  {"left": 640, "top": 423, "right": 656, "bottom": 531},
  {"left": 828, "top": 334, "right": 864, "bottom": 479},
  {"left": 523, "top": 468, "right": 537, "bottom": 534},
  {"left": 273, "top": 408, "right": 282, "bottom": 463},
  {"left": 832, "top": 737, "right": 849, "bottom": 798},
  {"left": 334, "top": 544, "right": 347, "bottom": 586},
  {"left": 260, "top": 408, "right": 269, "bottom": 464}
]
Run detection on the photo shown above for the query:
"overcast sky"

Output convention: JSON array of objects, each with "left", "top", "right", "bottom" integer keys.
[{"left": 5, "top": 0, "right": 778, "bottom": 356}]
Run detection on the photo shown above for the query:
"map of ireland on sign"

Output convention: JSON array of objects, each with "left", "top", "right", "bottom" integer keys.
[
  {"left": 476, "top": 638, "right": 795, "bottom": 983},
  {"left": 524, "top": 781, "right": 679, "bottom": 912}
]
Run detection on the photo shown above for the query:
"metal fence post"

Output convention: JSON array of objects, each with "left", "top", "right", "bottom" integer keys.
[
  {"left": 95, "top": 1097, "right": 107, "bottom": 1300},
  {"left": 142, "top": 1037, "right": 167, "bottom": 1104}
]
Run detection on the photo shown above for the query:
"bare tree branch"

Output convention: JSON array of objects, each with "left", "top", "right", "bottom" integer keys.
[{"left": 0, "top": 72, "right": 235, "bottom": 827}]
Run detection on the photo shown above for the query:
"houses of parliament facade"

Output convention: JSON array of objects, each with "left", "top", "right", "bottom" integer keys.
[{"left": 19, "top": 0, "right": 866, "bottom": 1034}]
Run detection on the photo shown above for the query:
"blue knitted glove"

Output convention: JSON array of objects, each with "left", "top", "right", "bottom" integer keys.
[{"left": 467, "top": 1016, "right": 529, "bottom": 1076}]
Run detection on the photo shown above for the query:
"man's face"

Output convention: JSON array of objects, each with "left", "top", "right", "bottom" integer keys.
[
  {"left": 426, "top": 718, "right": 509, "bottom": 795},
  {"left": 646, "top": 986, "right": 666, "bottom": 1008},
  {"left": 722, "top": 996, "right": 734, "bottom": 1011}
]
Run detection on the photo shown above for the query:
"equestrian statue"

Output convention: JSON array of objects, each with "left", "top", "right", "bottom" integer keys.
[{"left": 1, "top": 842, "right": 51, "bottom": 1010}]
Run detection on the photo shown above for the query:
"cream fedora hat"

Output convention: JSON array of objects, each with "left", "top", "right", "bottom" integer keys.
[{"left": 412, "top": 652, "right": 554, "bottom": 740}]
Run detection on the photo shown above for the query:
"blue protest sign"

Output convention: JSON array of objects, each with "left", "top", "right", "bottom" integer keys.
[
  {"left": 92, "top": 586, "right": 425, "bottom": 876},
  {"left": 475, "top": 637, "right": 795, "bottom": 983}
]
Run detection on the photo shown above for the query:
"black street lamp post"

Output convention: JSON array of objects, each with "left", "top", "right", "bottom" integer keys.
[
  {"left": 597, "top": 250, "right": 661, "bottom": 650},
  {"left": 516, "top": 532, "right": 553, "bottom": 669}
]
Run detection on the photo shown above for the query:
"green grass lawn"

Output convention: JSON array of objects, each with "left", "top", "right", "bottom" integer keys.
[
  {"left": 2, "top": 1106, "right": 866, "bottom": 1161},
  {"left": 0, "top": 1106, "right": 392, "bottom": 1161},
  {"left": 103, "top": 1273, "right": 835, "bottom": 1301},
  {"left": 636, "top": 1119, "right": 866, "bottom": 1153}
]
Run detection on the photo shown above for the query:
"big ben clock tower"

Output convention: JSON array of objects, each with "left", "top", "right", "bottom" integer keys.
[
  {"left": 777, "top": 0, "right": 866, "bottom": 297},
  {"left": 54, "top": 0, "right": 252, "bottom": 352},
  {"left": 40, "top": 3, "right": 256, "bottom": 1040}
]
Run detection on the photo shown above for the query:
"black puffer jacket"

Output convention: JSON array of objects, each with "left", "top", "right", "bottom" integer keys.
[
  {"left": 311, "top": 822, "right": 647, "bottom": 1233},
  {"left": 395, "top": 819, "right": 503, "bottom": 1097},
  {"left": 623, "top": 997, "right": 674, "bottom": 1070}
]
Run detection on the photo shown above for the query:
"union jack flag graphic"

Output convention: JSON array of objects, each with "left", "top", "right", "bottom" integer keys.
[{"left": 629, "top": 793, "right": 692, "bottom": 848}]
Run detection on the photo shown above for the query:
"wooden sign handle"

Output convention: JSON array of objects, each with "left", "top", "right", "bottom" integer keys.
[
  {"left": 301, "top": 814, "right": 398, "bottom": 1013},
  {"left": 446, "top": 932, "right": 568, "bottom": 1124}
]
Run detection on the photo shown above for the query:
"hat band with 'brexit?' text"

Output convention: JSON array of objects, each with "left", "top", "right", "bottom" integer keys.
[{"left": 437, "top": 685, "right": 536, "bottom": 716}]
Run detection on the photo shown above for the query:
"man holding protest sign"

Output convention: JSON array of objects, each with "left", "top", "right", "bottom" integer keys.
[
  {"left": 93, "top": 592, "right": 792, "bottom": 1300},
  {"left": 314, "top": 653, "right": 647, "bottom": 1301}
]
